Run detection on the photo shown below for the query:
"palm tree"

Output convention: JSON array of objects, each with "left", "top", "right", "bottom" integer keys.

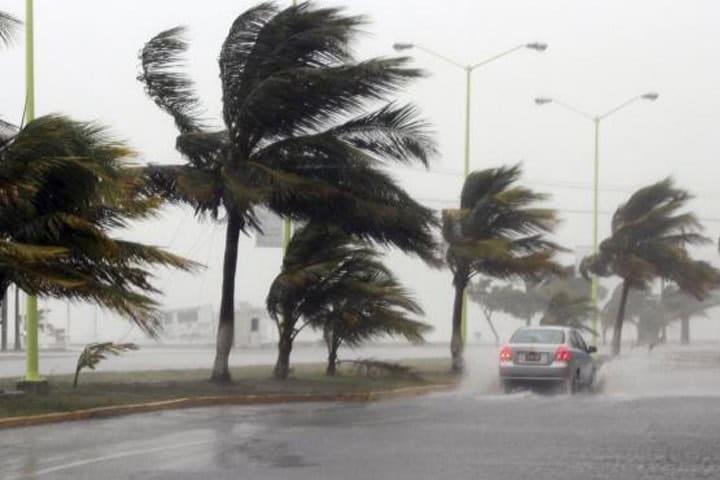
[
  {"left": 582, "top": 178, "right": 720, "bottom": 356},
  {"left": 466, "top": 279, "right": 505, "bottom": 344},
  {"left": 0, "top": 115, "right": 197, "bottom": 333},
  {"left": 658, "top": 284, "right": 720, "bottom": 345},
  {"left": 442, "top": 165, "right": 563, "bottom": 372},
  {"left": 138, "top": 2, "right": 439, "bottom": 382},
  {"left": 539, "top": 292, "right": 595, "bottom": 334},
  {"left": 267, "top": 224, "right": 428, "bottom": 378},
  {"left": 314, "top": 256, "right": 428, "bottom": 376}
]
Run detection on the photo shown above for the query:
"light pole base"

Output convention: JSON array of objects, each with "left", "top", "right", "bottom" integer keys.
[{"left": 17, "top": 379, "right": 49, "bottom": 395}]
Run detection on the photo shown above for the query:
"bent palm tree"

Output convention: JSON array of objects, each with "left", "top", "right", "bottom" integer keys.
[
  {"left": 267, "top": 224, "right": 428, "bottom": 378},
  {"left": 443, "top": 165, "right": 563, "bottom": 372},
  {"left": 539, "top": 292, "right": 595, "bottom": 334},
  {"left": 138, "top": 2, "right": 439, "bottom": 382},
  {"left": 0, "top": 115, "right": 197, "bottom": 332},
  {"left": 314, "top": 255, "right": 428, "bottom": 376},
  {"left": 582, "top": 178, "right": 720, "bottom": 356}
]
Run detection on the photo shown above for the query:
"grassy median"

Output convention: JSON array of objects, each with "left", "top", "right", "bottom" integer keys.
[{"left": 0, "top": 358, "right": 458, "bottom": 419}]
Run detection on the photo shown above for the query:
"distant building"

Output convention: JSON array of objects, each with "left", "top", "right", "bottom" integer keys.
[
  {"left": 158, "top": 302, "right": 276, "bottom": 347},
  {"left": 234, "top": 301, "right": 276, "bottom": 347},
  {"left": 159, "top": 305, "right": 216, "bottom": 343}
]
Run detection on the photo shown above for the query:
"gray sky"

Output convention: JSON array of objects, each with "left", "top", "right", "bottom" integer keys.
[{"left": 2, "top": 0, "right": 720, "bottom": 343}]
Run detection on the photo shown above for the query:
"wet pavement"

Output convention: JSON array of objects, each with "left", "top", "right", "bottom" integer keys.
[{"left": 3, "top": 347, "right": 720, "bottom": 479}]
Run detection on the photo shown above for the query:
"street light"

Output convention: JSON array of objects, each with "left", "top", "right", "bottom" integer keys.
[
  {"left": 395, "top": 40, "right": 547, "bottom": 344},
  {"left": 535, "top": 92, "right": 659, "bottom": 342}
]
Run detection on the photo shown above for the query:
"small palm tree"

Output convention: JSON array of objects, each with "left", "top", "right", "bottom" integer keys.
[
  {"left": 582, "top": 178, "right": 720, "bottom": 356},
  {"left": 138, "top": 2, "right": 439, "bottom": 382},
  {"left": 267, "top": 224, "right": 428, "bottom": 378},
  {"left": 315, "top": 256, "right": 429, "bottom": 376},
  {"left": 443, "top": 165, "right": 563, "bottom": 372},
  {"left": 0, "top": 115, "right": 197, "bottom": 333},
  {"left": 539, "top": 292, "right": 596, "bottom": 334}
]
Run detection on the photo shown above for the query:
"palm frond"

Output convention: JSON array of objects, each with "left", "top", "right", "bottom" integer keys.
[
  {"left": 0, "top": 11, "right": 20, "bottom": 47},
  {"left": 138, "top": 26, "right": 203, "bottom": 132}
]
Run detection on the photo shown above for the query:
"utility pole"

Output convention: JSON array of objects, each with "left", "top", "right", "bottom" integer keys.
[
  {"left": 1, "top": 289, "right": 7, "bottom": 351},
  {"left": 18, "top": 0, "right": 47, "bottom": 393},
  {"left": 14, "top": 286, "right": 21, "bottom": 351}
]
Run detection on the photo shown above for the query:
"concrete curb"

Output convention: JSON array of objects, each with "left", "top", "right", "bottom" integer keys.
[{"left": 0, "top": 383, "right": 457, "bottom": 430}]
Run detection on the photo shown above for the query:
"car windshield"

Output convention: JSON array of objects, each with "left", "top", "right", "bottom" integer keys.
[{"left": 510, "top": 329, "right": 565, "bottom": 345}]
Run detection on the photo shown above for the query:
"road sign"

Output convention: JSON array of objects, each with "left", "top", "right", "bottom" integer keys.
[{"left": 255, "top": 208, "right": 283, "bottom": 248}]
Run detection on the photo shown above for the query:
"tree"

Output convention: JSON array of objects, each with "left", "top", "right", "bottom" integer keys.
[
  {"left": 466, "top": 279, "right": 508, "bottom": 344},
  {"left": 316, "top": 257, "right": 429, "bottom": 376},
  {"left": 582, "top": 178, "right": 720, "bottom": 356},
  {"left": 442, "top": 165, "right": 563, "bottom": 373},
  {"left": 0, "top": 115, "right": 197, "bottom": 334},
  {"left": 138, "top": 2, "right": 439, "bottom": 382},
  {"left": 656, "top": 284, "right": 720, "bottom": 345},
  {"left": 266, "top": 224, "right": 428, "bottom": 378},
  {"left": 539, "top": 292, "right": 596, "bottom": 334}
]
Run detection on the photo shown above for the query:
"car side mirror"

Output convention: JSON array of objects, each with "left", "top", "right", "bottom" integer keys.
[{"left": 587, "top": 346, "right": 597, "bottom": 354}]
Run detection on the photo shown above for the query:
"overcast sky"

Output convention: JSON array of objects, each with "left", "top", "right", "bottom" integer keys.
[{"left": 2, "top": 0, "right": 720, "bottom": 343}]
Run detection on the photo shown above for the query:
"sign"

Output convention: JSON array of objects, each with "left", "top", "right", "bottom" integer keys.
[{"left": 255, "top": 208, "right": 283, "bottom": 248}]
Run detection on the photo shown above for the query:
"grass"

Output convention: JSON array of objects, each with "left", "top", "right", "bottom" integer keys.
[{"left": 0, "top": 358, "right": 458, "bottom": 419}]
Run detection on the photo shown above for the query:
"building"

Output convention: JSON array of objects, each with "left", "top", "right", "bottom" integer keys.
[
  {"left": 234, "top": 301, "right": 276, "bottom": 347},
  {"left": 158, "top": 302, "right": 276, "bottom": 347}
]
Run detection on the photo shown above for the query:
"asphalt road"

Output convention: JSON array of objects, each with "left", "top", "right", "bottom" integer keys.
[{"left": 3, "top": 347, "right": 720, "bottom": 480}]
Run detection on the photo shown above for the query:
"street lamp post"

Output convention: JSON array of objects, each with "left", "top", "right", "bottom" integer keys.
[
  {"left": 535, "top": 92, "right": 659, "bottom": 343},
  {"left": 393, "top": 41, "right": 547, "bottom": 343}
]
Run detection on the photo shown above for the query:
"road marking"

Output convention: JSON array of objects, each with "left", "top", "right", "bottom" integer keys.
[{"left": 14, "top": 439, "right": 212, "bottom": 478}]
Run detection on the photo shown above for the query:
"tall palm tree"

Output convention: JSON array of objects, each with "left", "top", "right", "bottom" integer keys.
[
  {"left": 443, "top": 165, "right": 563, "bottom": 372},
  {"left": 138, "top": 2, "right": 439, "bottom": 382},
  {"left": 582, "top": 178, "right": 720, "bottom": 356},
  {"left": 0, "top": 115, "right": 197, "bottom": 333}
]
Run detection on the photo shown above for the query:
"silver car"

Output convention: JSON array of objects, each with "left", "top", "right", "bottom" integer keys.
[{"left": 498, "top": 326, "right": 597, "bottom": 394}]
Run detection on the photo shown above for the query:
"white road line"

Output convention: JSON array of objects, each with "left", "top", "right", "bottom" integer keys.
[{"left": 13, "top": 439, "right": 212, "bottom": 478}]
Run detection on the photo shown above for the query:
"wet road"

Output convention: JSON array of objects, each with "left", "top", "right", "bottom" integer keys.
[
  {"left": 3, "top": 347, "right": 720, "bottom": 479},
  {"left": 4, "top": 391, "right": 720, "bottom": 478}
]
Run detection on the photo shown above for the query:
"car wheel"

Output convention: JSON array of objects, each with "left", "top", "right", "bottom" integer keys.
[
  {"left": 502, "top": 380, "right": 513, "bottom": 394},
  {"left": 584, "top": 368, "right": 596, "bottom": 393},
  {"left": 563, "top": 372, "right": 579, "bottom": 395}
]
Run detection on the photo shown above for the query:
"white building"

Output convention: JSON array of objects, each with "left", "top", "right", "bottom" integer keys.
[{"left": 158, "top": 302, "right": 276, "bottom": 347}]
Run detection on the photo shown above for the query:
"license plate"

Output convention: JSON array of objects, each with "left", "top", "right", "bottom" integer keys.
[{"left": 525, "top": 352, "right": 541, "bottom": 361}]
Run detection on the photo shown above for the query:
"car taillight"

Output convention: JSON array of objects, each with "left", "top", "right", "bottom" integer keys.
[
  {"left": 554, "top": 345, "right": 572, "bottom": 362},
  {"left": 499, "top": 345, "right": 513, "bottom": 361}
]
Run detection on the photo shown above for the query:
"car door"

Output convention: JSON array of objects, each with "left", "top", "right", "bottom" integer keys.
[{"left": 569, "top": 331, "right": 590, "bottom": 382}]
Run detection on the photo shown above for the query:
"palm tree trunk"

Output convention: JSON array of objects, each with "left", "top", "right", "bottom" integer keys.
[
  {"left": 326, "top": 339, "right": 340, "bottom": 376},
  {"left": 611, "top": 281, "right": 631, "bottom": 357},
  {"left": 210, "top": 213, "right": 241, "bottom": 383},
  {"left": 680, "top": 316, "right": 690, "bottom": 345},
  {"left": 483, "top": 310, "right": 500, "bottom": 345},
  {"left": 273, "top": 327, "right": 293, "bottom": 380},
  {"left": 450, "top": 281, "right": 465, "bottom": 373}
]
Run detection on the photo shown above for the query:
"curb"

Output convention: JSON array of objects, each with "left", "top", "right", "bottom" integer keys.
[{"left": 0, "top": 383, "right": 457, "bottom": 430}]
